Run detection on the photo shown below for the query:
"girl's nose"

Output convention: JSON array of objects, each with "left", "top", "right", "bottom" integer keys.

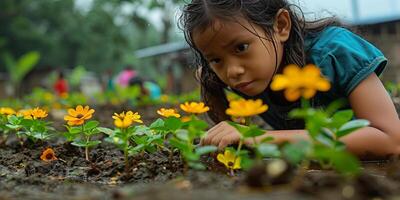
[{"left": 226, "top": 64, "right": 245, "bottom": 80}]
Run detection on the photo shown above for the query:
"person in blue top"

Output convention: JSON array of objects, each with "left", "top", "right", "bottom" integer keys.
[{"left": 180, "top": 0, "right": 400, "bottom": 158}]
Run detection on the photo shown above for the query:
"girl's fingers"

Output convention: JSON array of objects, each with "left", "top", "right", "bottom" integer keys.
[
  {"left": 210, "top": 129, "right": 231, "bottom": 145},
  {"left": 204, "top": 123, "right": 225, "bottom": 144}
]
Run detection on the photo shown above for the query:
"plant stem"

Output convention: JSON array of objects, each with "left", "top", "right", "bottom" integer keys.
[
  {"left": 124, "top": 148, "right": 129, "bottom": 172},
  {"left": 85, "top": 135, "right": 90, "bottom": 161}
]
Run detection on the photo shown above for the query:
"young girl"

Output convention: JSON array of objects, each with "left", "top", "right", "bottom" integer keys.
[{"left": 180, "top": 0, "right": 400, "bottom": 158}]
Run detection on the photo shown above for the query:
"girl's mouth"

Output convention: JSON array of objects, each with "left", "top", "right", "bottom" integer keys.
[{"left": 235, "top": 81, "right": 254, "bottom": 93}]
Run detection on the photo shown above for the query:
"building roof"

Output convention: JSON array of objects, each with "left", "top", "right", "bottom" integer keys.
[
  {"left": 349, "top": 13, "right": 400, "bottom": 25},
  {"left": 134, "top": 41, "right": 189, "bottom": 58}
]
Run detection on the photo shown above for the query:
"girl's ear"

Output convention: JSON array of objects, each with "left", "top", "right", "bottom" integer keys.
[{"left": 273, "top": 9, "right": 291, "bottom": 43}]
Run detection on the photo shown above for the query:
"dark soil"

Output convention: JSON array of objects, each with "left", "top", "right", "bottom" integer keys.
[{"left": 1, "top": 104, "right": 400, "bottom": 200}]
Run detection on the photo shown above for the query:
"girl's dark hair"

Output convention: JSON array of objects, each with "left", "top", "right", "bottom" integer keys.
[{"left": 179, "top": 0, "right": 341, "bottom": 123}]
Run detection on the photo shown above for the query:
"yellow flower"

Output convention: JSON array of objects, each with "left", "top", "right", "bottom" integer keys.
[
  {"left": 217, "top": 149, "right": 241, "bottom": 170},
  {"left": 160, "top": 94, "right": 169, "bottom": 103},
  {"left": 226, "top": 99, "right": 268, "bottom": 117},
  {"left": 270, "top": 64, "right": 331, "bottom": 101},
  {"left": 44, "top": 92, "right": 54, "bottom": 102},
  {"left": 112, "top": 111, "right": 143, "bottom": 128},
  {"left": 16, "top": 109, "right": 31, "bottom": 118},
  {"left": 157, "top": 108, "right": 181, "bottom": 118},
  {"left": 17, "top": 108, "right": 47, "bottom": 120},
  {"left": 30, "top": 107, "right": 48, "bottom": 119},
  {"left": 0, "top": 107, "right": 16, "bottom": 116},
  {"left": 180, "top": 116, "right": 192, "bottom": 123},
  {"left": 64, "top": 105, "right": 95, "bottom": 126},
  {"left": 40, "top": 148, "right": 57, "bottom": 162},
  {"left": 60, "top": 92, "right": 69, "bottom": 99},
  {"left": 180, "top": 102, "right": 210, "bottom": 114}
]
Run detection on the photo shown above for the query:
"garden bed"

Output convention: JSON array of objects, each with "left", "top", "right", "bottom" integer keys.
[
  {"left": 1, "top": 140, "right": 400, "bottom": 200},
  {"left": 1, "top": 104, "right": 400, "bottom": 200}
]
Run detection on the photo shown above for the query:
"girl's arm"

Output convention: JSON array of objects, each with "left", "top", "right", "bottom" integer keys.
[{"left": 203, "top": 74, "right": 400, "bottom": 158}]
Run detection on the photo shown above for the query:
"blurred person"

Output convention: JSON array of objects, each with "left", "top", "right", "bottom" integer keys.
[
  {"left": 53, "top": 71, "right": 68, "bottom": 96},
  {"left": 116, "top": 65, "right": 137, "bottom": 87},
  {"left": 129, "top": 76, "right": 161, "bottom": 100}
]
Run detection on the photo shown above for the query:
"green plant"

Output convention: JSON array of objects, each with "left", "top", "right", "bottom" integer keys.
[
  {"left": 5, "top": 108, "right": 53, "bottom": 144},
  {"left": 3, "top": 51, "right": 40, "bottom": 96},
  {"left": 99, "top": 111, "right": 163, "bottom": 171},
  {"left": 63, "top": 105, "right": 101, "bottom": 161}
]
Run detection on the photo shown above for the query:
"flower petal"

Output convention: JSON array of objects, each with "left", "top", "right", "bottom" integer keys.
[{"left": 285, "top": 88, "right": 301, "bottom": 102}]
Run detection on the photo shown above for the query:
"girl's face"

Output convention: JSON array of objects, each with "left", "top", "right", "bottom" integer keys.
[{"left": 193, "top": 16, "right": 288, "bottom": 96}]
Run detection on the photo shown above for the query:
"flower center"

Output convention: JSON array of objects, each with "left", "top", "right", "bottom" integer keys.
[
  {"left": 227, "top": 161, "right": 234, "bottom": 167},
  {"left": 76, "top": 114, "right": 84, "bottom": 118},
  {"left": 46, "top": 153, "right": 53, "bottom": 159}
]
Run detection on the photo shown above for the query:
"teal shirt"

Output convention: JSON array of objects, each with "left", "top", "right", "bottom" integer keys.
[{"left": 247, "top": 26, "right": 387, "bottom": 130}]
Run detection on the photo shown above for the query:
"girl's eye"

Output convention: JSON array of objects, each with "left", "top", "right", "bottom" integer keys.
[
  {"left": 235, "top": 43, "right": 249, "bottom": 53},
  {"left": 209, "top": 58, "right": 221, "bottom": 65}
]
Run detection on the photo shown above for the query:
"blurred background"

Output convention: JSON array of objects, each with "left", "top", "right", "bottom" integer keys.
[{"left": 0, "top": 0, "right": 399, "bottom": 105}]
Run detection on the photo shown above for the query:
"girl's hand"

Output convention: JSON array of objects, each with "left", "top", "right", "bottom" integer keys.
[{"left": 201, "top": 121, "right": 241, "bottom": 150}]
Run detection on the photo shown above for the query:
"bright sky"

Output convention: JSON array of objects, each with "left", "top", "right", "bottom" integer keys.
[{"left": 294, "top": 0, "right": 400, "bottom": 22}]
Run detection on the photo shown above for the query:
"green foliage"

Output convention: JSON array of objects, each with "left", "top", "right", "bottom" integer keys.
[
  {"left": 101, "top": 123, "right": 165, "bottom": 171},
  {"left": 6, "top": 114, "right": 53, "bottom": 142},
  {"left": 0, "top": 0, "right": 183, "bottom": 73},
  {"left": 151, "top": 115, "right": 217, "bottom": 170},
  {"left": 3, "top": 51, "right": 40, "bottom": 84},
  {"left": 286, "top": 101, "right": 368, "bottom": 175},
  {"left": 64, "top": 120, "right": 102, "bottom": 161}
]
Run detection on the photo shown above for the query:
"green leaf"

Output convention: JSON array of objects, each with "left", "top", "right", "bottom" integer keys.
[
  {"left": 282, "top": 141, "right": 311, "bottom": 165},
  {"left": 183, "top": 151, "right": 200, "bottom": 161},
  {"left": 325, "top": 99, "right": 347, "bottom": 116},
  {"left": 238, "top": 154, "right": 253, "bottom": 170},
  {"left": 133, "top": 125, "right": 151, "bottom": 136},
  {"left": 331, "top": 110, "right": 353, "bottom": 129},
  {"left": 14, "top": 51, "right": 40, "bottom": 83},
  {"left": 242, "top": 125, "right": 265, "bottom": 138},
  {"left": 149, "top": 118, "right": 165, "bottom": 129},
  {"left": 71, "top": 140, "right": 88, "bottom": 147},
  {"left": 169, "top": 137, "right": 189, "bottom": 151},
  {"left": 336, "top": 119, "right": 369, "bottom": 138},
  {"left": 128, "top": 144, "right": 145, "bottom": 155},
  {"left": 84, "top": 120, "right": 99, "bottom": 130},
  {"left": 175, "top": 129, "right": 190, "bottom": 141},
  {"left": 260, "top": 136, "right": 274, "bottom": 143},
  {"left": 6, "top": 124, "right": 21, "bottom": 129},
  {"left": 164, "top": 117, "right": 182, "bottom": 131},
  {"left": 7, "top": 115, "right": 21, "bottom": 124},
  {"left": 195, "top": 145, "right": 217, "bottom": 156},
  {"left": 313, "top": 146, "right": 360, "bottom": 175},
  {"left": 97, "top": 127, "right": 114, "bottom": 135},
  {"left": 188, "top": 119, "right": 208, "bottom": 131},
  {"left": 71, "top": 140, "right": 101, "bottom": 147},
  {"left": 257, "top": 143, "right": 281, "bottom": 157},
  {"left": 63, "top": 132, "right": 77, "bottom": 142},
  {"left": 86, "top": 140, "right": 101, "bottom": 147},
  {"left": 68, "top": 126, "right": 82, "bottom": 134},
  {"left": 188, "top": 162, "right": 205, "bottom": 170}
]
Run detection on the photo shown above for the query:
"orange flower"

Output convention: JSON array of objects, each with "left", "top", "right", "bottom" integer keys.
[
  {"left": 270, "top": 64, "right": 331, "bottom": 101},
  {"left": 157, "top": 108, "right": 181, "bottom": 118},
  {"left": 180, "top": 102, "right": 210, "bottom": 114},
  {"left": 19, "top": 108, "right": 48, "bottom": 119},
  {"left": 0, "top": 107, "right": 16, "bottom": 116},
  {"left": 112, "top": 111, "right": 143, "bottom": 128},
  {"left": 40, "top": 148, "right": 57, "bottom": 162},
  {"left": 226, "top": 99, "right": 268, "bottom": 117},
  {"left": 64, "top": 105, "right": 95, "bottom": 126}
]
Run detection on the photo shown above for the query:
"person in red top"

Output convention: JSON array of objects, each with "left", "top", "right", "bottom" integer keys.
[{"left": 54, "top": 71, "right": 69, "bottom": 96}]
